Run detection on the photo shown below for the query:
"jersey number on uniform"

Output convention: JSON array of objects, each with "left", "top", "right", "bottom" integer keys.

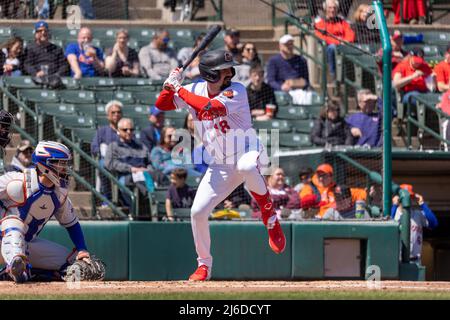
[{"left": 214, "top": 120, "right": 230, "bottom": 134}]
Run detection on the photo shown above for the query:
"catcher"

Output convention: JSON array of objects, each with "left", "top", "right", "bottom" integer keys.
[{"left": 0, "top": 140, "right": 105, "bottom": 283}]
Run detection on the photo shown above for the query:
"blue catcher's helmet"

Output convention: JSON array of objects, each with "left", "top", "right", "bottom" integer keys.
[{"left": 32, "top": 141, "right": 72, "bottom": 187}]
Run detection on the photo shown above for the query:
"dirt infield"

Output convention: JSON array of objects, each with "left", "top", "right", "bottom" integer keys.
[{"left": 2, "top": 280, "right": 450, "bottom": 299}]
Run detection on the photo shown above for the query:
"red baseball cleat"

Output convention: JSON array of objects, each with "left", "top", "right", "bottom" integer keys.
[
  {"left": 266, "top": 216, "right": 286, "bottom": 254},
  {"left": 189, "top": 265, "right": 211, "bottom": 281}
]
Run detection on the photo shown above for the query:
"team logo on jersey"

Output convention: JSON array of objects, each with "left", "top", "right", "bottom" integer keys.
[{"left": 223, "top": 90, "right": 234, "bottom": 99}]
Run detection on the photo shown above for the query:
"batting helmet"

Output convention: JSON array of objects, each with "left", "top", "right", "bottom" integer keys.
[{"left": 199, "top": 49, "right": 239, "bottom": 83}]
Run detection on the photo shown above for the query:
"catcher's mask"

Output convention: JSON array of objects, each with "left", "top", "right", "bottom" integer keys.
[
  {"left": 0, "top": 110, "right": 14, "bottom": 148},
  {"left": 199, "top": 49, "right": 239, "bottom": 83}
]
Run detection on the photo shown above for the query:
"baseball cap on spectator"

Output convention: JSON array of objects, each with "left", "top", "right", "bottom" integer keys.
[
  {"left": 316, "top": 163, "right": 333, "bottom": 175},
  {"left": 279, "top": 34, "right": 294, "bottom": 45},
  {"left": 335, "top": 184, "right": 351, "bottom": 201},
  {"left": 149, "top": 106, "right": 162, "bottom": 116},
  {"left": 225, "top": 29, "right": 240, "bottom": 37},
  {"left": 400, "top": 184, "right": 415, "bottom": 198},
  {"left": 17, "top": 140, "right": 33, "bottom": 154},
  {"left": 34, "top": 20, "right": 49, "bottom": 31},
  {"left": 392, "top": 30, "right": 402, "bottom": 40}
]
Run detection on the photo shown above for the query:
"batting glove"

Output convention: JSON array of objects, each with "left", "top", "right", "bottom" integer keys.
[{"left": 163, "top": 68, "right": 183, "bottom": 92}]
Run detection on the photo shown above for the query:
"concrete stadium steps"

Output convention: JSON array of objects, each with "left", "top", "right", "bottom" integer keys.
[{"left": 93, "top": 0, "right": 162, "bottom": 20}]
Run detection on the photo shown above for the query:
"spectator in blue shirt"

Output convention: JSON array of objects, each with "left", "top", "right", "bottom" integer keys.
[
  {"left": 91, "top": 100, "right": 123, "bottom": 202},
  {"left": 139, "top": 106, "right": 165, "bottom": 153},
  {"left": 266, "top": 34, "right": 311, "bottom": 105},
  {"left": 65, "top": 27, "right": 105, "bottom": 79},
  {"left": 345, "top": 89, "right": 382, "bottom": 148}
]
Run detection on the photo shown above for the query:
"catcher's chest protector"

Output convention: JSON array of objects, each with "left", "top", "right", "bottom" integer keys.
[{"left": 2, "top": 169, "right": 68, "bottom": 242}]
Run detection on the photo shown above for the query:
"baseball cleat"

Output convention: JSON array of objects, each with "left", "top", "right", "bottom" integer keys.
[
  {"left": 266, "top": 216, "right": 286, "bottom": 254},
  {"left": 189, "top": 265, "right": 211, "bottom": 281},
  {"left": 8, "top": 255, "right": 30, "bottom": 284}
]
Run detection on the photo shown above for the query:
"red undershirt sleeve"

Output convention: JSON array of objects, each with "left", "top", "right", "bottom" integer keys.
[
  {"left": 155, "top": 89, "right": 177, "bottom": 111},
  {"left": 177, "top": 87, "right": 227, "bottom": 117}
]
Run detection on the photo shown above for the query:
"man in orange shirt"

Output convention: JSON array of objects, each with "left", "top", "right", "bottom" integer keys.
[
  {"left": 434, "top": 44, "right": 450, "bottom": 93},
  {"left": 299, "top": 163, "right": 366, "bottom": 218},
  {"left": 392, "top": 47, "right": 436, "bottom": 107},
  {"left": 314, "top": 0, "right": 355, "bottom": 81}
]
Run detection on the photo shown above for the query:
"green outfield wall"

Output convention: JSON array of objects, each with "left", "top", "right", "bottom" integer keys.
[{"left": 39, "top": 220, "right": 401, "bottom": 281}]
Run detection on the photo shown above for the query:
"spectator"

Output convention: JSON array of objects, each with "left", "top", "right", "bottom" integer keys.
[
  {"left": 23, "top": 21, "right": 69, "bottom": 79},
  {"left": 138, "top": 29, "right": 178, "bottom": 80},
  {"left": 246, "top": 64, "right": 277, "bottom": 121},
  {"left": 376, "top": 30, "right": 408, "bottom": 72},
  {"left": 352, "top": 3, "right": 380, "bottom": 44},
  {"left": 311, "top": 102, "right": 353, "bottom": 147},
  {"left": 177, "top": 33, "right": 205, "bottom": 81},
  {"left": 300, "top": 163, "right": 366, "bottom": 218},
  {"left": 314, "top": 0, "right": 355, "bottom": 81},
  {"left": 65, "top": 27, "right": 105, "bottom": 79},
  {"left": 105, "top": 118, "right": 154, "bottom": 209},
  {"left": 4, "top": 140, "right": 33, "bottom": 172},
  {"left": 165, "top": 168, "right": 196, "bottom": 222},
  {"left": 223, "top": 28, "right": 242, "bottom": 58},
  {"left": 241, "top": 42, "right": 261, "bottom": 66},
  {"left": 266, "top": 34, "right": 311, "bottom": 105},
  {"left": 233, "top": 42, "right": 261, "bottom": 86},
  {"left": 251, "top": 167, "right": 300, "bottom": 220},
  {"left": 436, "top": 89, "right": 450, "bottom": 150},
  {"left": 216, "top": 184, "right": 252, "bottom": 212},
  {"left": 391, "top": 184, "right": 438, "bottom": 263},
  {"left": 294, "top": 166, "right": 313, "bottom": 193},
  {"left": 392, "top": 0, "right": 426, "bottom": 25},
  {"left": 139, "top": 106, "right": 165, "bottom": 153},
  {"left": 322, "top": 184, "right": 369, "bottom": 219},
  {"left": 0, "top": 0, "right": 18, "bottom": 18},
  {"left": 309, "top": 0, "right": 354, "bottom": 18},
  {"left": 393, "top": 47, "right": 436, "bottom": 107},
  {"left": 151, "top": 126, "right": 202, "bottom": 181},
  {"left": 346, "top": 89, "right": 382, "bottom": 147},
  {"left": 0, "top": 36, "right": 23, "bottom": 76},
  {"left": 434, "top": 44, "right": 450, "bottom": 93},
  {"left": 104, "top": 29, "right": 140, "bottom": 78},
  {"left": 91, "top": 100, "right": 123, "bottom": 202}
]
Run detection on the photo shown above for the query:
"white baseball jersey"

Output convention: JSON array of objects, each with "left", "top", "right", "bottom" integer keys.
[
  {"left": 394, "top": 207, "right": 429, "bottom": 260},
  {"left": 173, "top": 81, "right": 262, "bottom": 163},
  {"left": 0, "top": 168, "right": 78, "bottom": 242}
]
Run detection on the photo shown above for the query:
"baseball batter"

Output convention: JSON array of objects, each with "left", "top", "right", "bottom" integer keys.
[
  {"left": 155, "top": 49, "right": 286, "bottom": 281},
  {"left": 0, "top": 141, "right": 93, "bottom": 283}
]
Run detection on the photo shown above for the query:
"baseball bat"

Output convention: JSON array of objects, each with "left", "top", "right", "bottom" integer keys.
[{"left": 181, "top": 24, "right": 222, "bottom": 70}]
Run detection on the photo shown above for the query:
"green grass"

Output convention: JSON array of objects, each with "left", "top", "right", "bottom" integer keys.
[{"left": 3, "top": 291, "right": 450, "bottom": 300}]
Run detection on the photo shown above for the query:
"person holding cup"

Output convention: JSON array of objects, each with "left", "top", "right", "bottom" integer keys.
[
  {"left": 246, "top": 64, "right": 277, "bottom": 121},
  {"left": 23, "top": 21, "right": 68, "bottom": 78},
  {"left": 65, "top": 27, "right": 105, "bottom": 79}
]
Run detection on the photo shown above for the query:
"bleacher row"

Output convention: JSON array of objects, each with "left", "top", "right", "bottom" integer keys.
[
  {"left": 0, "top": 26, "right": 224, "bottom": 53},
  {"left": 2, "top": 76, "right": 326, "bottom": 154}
]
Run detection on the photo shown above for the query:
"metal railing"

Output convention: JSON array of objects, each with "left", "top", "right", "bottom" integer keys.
[
  {"left": 0, "top": 82, "right": 136, "bottom": 219},
  {"left": 284, "top": 17, "right": 327, "bottom": 106}
]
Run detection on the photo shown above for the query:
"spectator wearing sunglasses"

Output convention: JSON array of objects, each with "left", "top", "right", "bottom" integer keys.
[
  {"left": 138, "top": 28, "right": 178, "bottom": 80},
  {"left": 105, "top": 118, "right": 154, "bottom": 209},
  {"left": 241, "top": 42, "right": 261, "bottom": 66}
]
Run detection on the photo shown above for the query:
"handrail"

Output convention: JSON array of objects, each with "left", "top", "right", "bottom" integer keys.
[
  {"left": 406, "top": 97, "right": 450, "bottom": 148},
  {"left": 55, "top": 128, "right": 136, "bottom": 218},
  {"left": 0, "top": 84, "right": 38, "bottom": 120}
]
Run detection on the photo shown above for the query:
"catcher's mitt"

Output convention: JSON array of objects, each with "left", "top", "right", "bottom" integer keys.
[{"left": 63, "top": 256, "right": 106, "bottom": 282}]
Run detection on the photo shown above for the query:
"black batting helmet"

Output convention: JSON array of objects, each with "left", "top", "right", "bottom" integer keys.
[{"left": 199, "top": 49, "right": 239, "bottom": 83}]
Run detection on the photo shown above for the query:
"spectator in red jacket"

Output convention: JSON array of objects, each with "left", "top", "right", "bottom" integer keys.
[
  {"left": 434, "top": 44, "right": 450, "bottom": 93},
  {"left": 314, "top": 0, "right": 355, "bottom": 81},
  {"left": 393, "top": 47, "right": 436, "bottom": 107},
  {"left": 392, "top": 0, "right": 426, "bottom": 25}
]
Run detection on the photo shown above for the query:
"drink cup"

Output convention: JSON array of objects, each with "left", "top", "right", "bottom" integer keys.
[
  {"left": 41, "top": 64, "right": 49, "bottom": 76},
  {"left": 265, "top": 104, "right": 276, "bottom": 117}
]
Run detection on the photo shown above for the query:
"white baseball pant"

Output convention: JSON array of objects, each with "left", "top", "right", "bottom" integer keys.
[
  {"left": 190, "top": 150, "right": 268, "bottom": 269},
  {"left": 0, "top": 238, "right": 71, "bottom": 271}
]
